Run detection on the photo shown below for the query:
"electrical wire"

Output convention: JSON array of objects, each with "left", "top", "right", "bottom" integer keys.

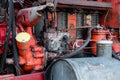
[
  {"left": 62, "top": 26, "right": 98, "bottom": 58},
  {"left": 16, "top": 0, "right": 24, "bottom": 8},
  {"left": 0, "top": 0, "right": 21, "bottom": 75},
  {"left": 104, "top": 9, "right": 110, "bottom": 26},
  {"left": 112, "top": 51, "right": 120, "bottom": 61}
]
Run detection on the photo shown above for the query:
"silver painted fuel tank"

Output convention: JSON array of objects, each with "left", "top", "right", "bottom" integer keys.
[{"left": 46, "top": 57, "right": 120, "bottom": 80}]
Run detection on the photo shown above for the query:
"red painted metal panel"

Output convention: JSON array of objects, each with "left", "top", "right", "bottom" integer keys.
[
  {"left": 0, "top": 74, "right": 14, "bottom": 80},
  {"left": 14, "top": 72, "right": 44, "bottom": 80},
  {"left": 104, "top": 0, "right": 120, "bottom": 28},
  {"left": 0, "top": 72, "right": 44, "bottom": 80}
]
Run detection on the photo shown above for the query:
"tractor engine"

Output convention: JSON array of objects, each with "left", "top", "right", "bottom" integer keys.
[
  {"left": 15, "top": 3, "right": 54, "bottom": 71},
  {"left": 0, "top": 0, "right": 120, "bottom": 80},
  {"left": 0, "top": 0, "right": 54, "bottom": 74}
]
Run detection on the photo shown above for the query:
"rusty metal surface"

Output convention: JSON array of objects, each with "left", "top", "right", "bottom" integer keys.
[{"left": 57, "top": 0, "right": 112, "bottom": 10}]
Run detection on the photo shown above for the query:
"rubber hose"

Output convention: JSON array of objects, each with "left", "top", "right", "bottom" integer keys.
[
  {"left": 63, "top": 26, "right": 99, "bottom": 58},
  {"left": 0, "top": 0, "right": 7, "bottom": 8},
  {"left": 112, "top": 51, "right": 120, "bottom": 61},
  {"left": 11, "top": 0, "right": 21, "bottom": 75},
  {"left": 0, "top": 0, "right": 12, "bottom": 74}
]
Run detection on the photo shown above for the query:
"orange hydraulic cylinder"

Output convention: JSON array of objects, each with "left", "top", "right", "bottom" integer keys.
[{"left": 16, "top": 32, "right": 44, "bottom": 71}]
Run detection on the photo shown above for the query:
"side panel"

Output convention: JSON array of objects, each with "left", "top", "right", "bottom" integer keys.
[
  {"left": 0, "top": 72, "right": 44, "bottom": 80},
  {"left": 100, "top": 0, "right": 120, "bottom": 28}
]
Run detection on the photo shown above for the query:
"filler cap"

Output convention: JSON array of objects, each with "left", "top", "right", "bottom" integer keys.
[
  {"left": 97, "top": 40, "right": 113, "bottom": 44},
  {"left": 16, "top": 32, "right": 31, "bottom": 43}
]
